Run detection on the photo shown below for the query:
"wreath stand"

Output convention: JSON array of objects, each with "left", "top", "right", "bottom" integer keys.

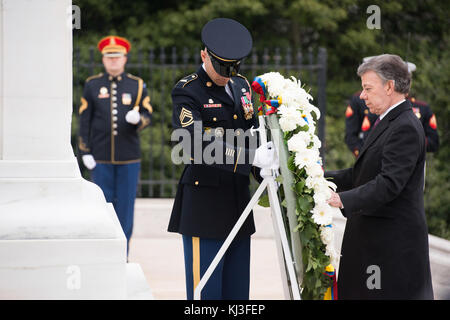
[{"left": 194, "top": 115, "right": 301, "bottom": 300}]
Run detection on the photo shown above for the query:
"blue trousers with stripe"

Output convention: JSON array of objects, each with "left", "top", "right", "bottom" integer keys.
[
  {"left": 182, "top": 235, "right": 250, "bottom": 300},
  {"left": 92, "top": 162, "right": 140, "bottom": 254}
]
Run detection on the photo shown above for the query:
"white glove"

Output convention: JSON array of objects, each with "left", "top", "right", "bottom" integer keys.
[
  {"left": 82, "top": 154, "right": 96, "bottom": 170},
  {"left": 125, "top": 109, "right": 141, "bottom": 125},
  {"left": 253, "top": 141, "right": 279, "bottom": 173}
]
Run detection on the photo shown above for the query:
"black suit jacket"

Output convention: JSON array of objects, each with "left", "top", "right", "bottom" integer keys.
[{"left": 326, "top": 100, "right": 434, "bottom": 299}]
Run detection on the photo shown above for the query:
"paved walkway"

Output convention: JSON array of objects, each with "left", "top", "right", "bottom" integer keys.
[
  {"left": 127, "top": 199, "right": 285, "bottom": 300},
  {"left": 127, "top": 198, "right": 450, "bottom": 300}
]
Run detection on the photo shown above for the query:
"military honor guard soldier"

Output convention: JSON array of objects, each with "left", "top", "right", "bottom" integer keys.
[
  {"left": 345, "top": 58, "right": 439, "bottom": 158},
  {"left": 78, "top": 36, "right": 153, "bottom": 254},
  {"left": 167, "top": 18, "right": 279, "bottom": 300}
]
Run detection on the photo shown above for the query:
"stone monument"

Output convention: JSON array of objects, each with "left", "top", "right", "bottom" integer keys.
[{"left": 0, "top": 0, "right": 149, "bottom": 299}]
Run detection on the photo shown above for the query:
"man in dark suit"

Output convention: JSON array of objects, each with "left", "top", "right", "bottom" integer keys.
[
  {"left": 326, "top": 54, "right": 434, "bottom": 299},
  {"left": 167, "top": 18, "right": 278, "bottom": 300}
]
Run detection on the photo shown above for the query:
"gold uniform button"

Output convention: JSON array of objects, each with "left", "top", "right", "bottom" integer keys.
[
  {"left": 233, "top": 114, "right": 238, "bottom": 120},
  {"left": 206, "top": 81, "right": 212, "bottom": 87},
  {"left": 213, "top": 117, "right": 217, "bottom": 122},
  {"left": 194, "top": 181, "right": 199, "bottom": 185}
]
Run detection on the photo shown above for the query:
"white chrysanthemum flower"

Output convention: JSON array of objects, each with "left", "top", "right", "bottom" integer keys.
[
  {"left": 294, "top": 148, "right": 320, "bottom": 169},
  {"left": 279, "top": 117, "right": 297, "bottom": 132},
  {"left": 313, "top": 190, "right": 329, "bottom": 207},
  {"left": 305, "top": 175, "right": 320, "bottom": 190},
  {"left": 312, "top": 135, "right": 322, "bottom": 149},
  {"left": 319, "top": 225, "right": 334, "bottom": 245},
  {"left": 305, "top": 162, "right": 324, "bottom": 178},
  {"left": 277, "top": 105, "right": 308, "bottom": 132},
  {"left": 311, "top": 203, "right": 333, "bottom": 226},
  {"left": 281, "top": 91, "right": 302, "bottom": 109},
  {"left": 314, "top": 182, "right": 332, "bottom": 200},
  {"left": 287, "top": 135, "right": 307, "bottom": 153},
  {"left": 325, "top": 179, "right": 337, "bottom": 191},
  {"left": 287, "top": 132, "right": 311, "bottom": 153},
  {"left": 260, "top": 72, "right": 286, "bottom": 97},
  {"left": 307, "top": 103, "right": 321, "bottom": 120}
]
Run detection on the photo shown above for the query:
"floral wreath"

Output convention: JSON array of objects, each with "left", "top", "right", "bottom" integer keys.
[{"left": 252, "top": 72, "right": 339, "bottom": 300}]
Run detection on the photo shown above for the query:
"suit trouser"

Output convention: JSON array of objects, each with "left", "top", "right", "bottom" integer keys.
[
  {"left": 92, "top": 162, "right": 140, "bottom": 254},
  {"left": 182, "top": 235, "right": 251, "bottom": 300}
]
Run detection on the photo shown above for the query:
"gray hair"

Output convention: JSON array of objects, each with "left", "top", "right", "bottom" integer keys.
[{"left": 357, "top": 54, "right": 411, "bottom": 94}]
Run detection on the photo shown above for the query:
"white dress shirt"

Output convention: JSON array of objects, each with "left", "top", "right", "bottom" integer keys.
[{"left": 379, "top": 99, "right": 406, "bottom": 120}]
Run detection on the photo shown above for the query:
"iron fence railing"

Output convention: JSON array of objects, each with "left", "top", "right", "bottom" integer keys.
[{"left": 72, "top": 46, "right": 327, "bottom": 198}]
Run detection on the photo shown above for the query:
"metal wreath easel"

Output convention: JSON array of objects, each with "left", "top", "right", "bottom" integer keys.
[{"left": 193, "top": 115, "right": 301, "bottom": 300}]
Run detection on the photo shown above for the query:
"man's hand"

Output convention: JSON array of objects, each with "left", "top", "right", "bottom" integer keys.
[
  {"left": 327, "top": 190, "right": 343, "bottom": 209},
  {"left": 82, "top": 154, "right": 96, "bottom": 170},
  {"left": 125, "top": 109, "right": 141, "bottom": 125}
]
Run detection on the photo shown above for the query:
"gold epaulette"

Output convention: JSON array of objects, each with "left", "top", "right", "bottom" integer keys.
[
  {"left": 126, "top": 73, "right": 143, "bottom": 82},
  {"left": 85, "top": 73, "right": 103, "bottom": 82},
  {"left": 126, "top": 73, "right": 145, "bottom": 109}
]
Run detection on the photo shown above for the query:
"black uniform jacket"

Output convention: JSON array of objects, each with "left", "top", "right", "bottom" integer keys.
[
  {"left": 168, "top": 66, "right": 260, "bottom": 239},
  {"left": 78, "top": 72, "right": 153, "bottom": 163},
  {"left": 326, "top": 100, "right": 434, "bottom": 299},
  {"left": 345, "top": 93, "right": 439, "bottom": 156}
]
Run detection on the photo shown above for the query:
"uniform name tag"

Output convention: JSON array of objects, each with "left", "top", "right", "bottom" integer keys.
[{"left": 203, "top": 104, "right": 222, "bottom": 108}]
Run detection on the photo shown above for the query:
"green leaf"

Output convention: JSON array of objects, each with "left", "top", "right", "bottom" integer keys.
[
  {"left": 287, "top": 154, "right": 296, "bottom": 172},
  {"left": 297, "top": 195, "right": 312, "bottom": 213},
  {"left": 275, "top": 174, "right": 283, "bottom": 183},
  {"left": 258, "top": 194, "right": 270, "bottom": 207},
  {"left": 294, "top": 178, "right": 305, "bottom": 194}
]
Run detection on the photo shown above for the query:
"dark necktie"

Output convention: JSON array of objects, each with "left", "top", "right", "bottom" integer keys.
[{"left": 373, "top": 117, "right": 381, "bottom": 128}]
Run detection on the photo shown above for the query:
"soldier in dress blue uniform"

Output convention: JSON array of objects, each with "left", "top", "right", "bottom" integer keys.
[
  {"left": 167, "top": 18, "right": 278, "bottom": 300},
  {"left": 78, "top": 36, "right": 153, "bottom": 254},
  {"left": 345, "top": 58, "right": 439, "bottom": 157}
]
